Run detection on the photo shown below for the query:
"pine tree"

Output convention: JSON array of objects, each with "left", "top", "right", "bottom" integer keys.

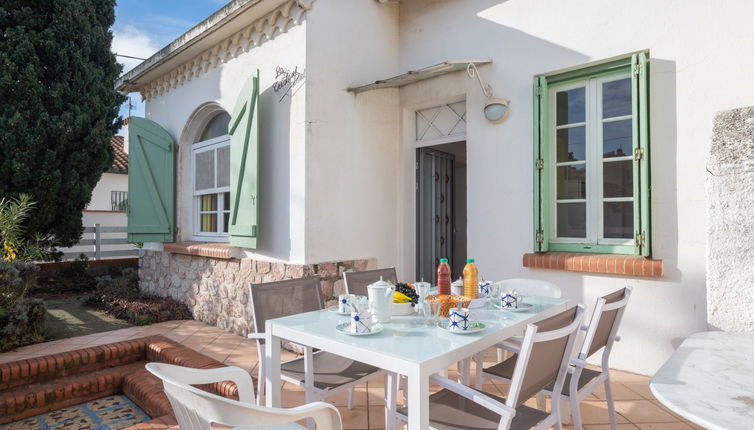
[{"left": 0, "top": 0, "right": 125, "bottom": 247}]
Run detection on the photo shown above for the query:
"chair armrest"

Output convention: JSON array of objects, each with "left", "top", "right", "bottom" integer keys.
[
  {"left": 206, "top": 397, "right": 343, "bottom": 430},
  {"left": 569, "top": 357, "right": 588, "bottom": 369},
  {"left": 429, "top": 374, "right": 516, "bottom": 418},
  {"left": 145, "top": 363, "right": 255, "bottom": 404},
  {"left": 495, "top": 341, "right": 521, "bottom": 354}
]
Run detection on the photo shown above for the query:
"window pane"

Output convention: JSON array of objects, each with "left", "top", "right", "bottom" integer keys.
[
  {"left": 200, "top": 194, "right": 217, "bottom": 211},
  {"left": 198, "top": 112, "right": 231, "bottom": 142},
  {"left": 217, "top": 146, "right": 230, "bottom": 188},
  {"left": 556, "top": 126, "right": 586, "bottom": 162},
  {"left": 603, "top": 119, "right": 632, "bottom": 158},
  {"left": 200, "top": 213, "right": 217, "bottom": 233},
  {"left": 556, "top": 87, "right": 585, "bottom": 125},
  {"left": 602, "top": 78, "right": 631, "bottom": 118},
  {"left": 223, "top": 213, "right": 230, "bottom": 233},
  {"left": 557, "top": 202, "right": 586, "bottom": 238},
  {"left": 195, "top": 150, "right": 215, "bottom": 191},
  {"left": 556, "top": 165, "right": 586, "bottom": 199},
  {"left": 603, "top": 160, "right": 633, "bottom": 198},
  {"left": 603, "top": 201, "right": 633, "bottom": 239},
  {"left": 222, "top": 192, "right": 231, "bottom": 211}
]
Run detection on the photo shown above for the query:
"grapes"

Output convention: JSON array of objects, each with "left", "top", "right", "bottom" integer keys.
[{"left": 395, "top": 282, "right": 419, "bottom": 306}]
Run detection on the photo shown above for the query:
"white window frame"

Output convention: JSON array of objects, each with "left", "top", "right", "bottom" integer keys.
[
  {"left": 191, "top": 134, "right": 231, "bottom": 242},
  {"left": 549, "top": 72, "right": 634, "bottom": 247}
]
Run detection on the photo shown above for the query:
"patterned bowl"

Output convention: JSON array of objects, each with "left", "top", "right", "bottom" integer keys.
[{"left": 425, "top": 294, "right": 472, "bottom": 317}]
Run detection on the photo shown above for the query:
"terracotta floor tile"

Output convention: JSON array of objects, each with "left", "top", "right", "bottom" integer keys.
[
  {"left": 622, "top": 381, "right": 657, "bottom": 400},
  {"left": 591, "top": 382, "right": 645, "bottom": 401},
  {"left": 684, "top": 421, "right": 706, "bottom": 430},
  {"left": 367, "top": 405, "right": 387, "bottom": 429},
  {"left": 584, "top": 424, "right": 639, "bottom": 430},
  {"left": 338, "top": 405, "right": 369, "bottom": 430},
  {"left": 610, "top": 370, "right": 651, "bottom": 383},
  {"left": 324, "top": 386, "right": 370, "bottom": 407},
  {"left": 635, "top": 423, "right": 693, "bottom": 430},
  {"left": 648, "top": 400, "right": 688, "bottom": 421},
  {"left": 578, "top": 400, "right": 630, "bottom": 425},
  {"left": 613, "top": 399, "right": 679, "bottom": 424},
  {"left": 0, "top": 353, "right": 27, "bottom": 364}
]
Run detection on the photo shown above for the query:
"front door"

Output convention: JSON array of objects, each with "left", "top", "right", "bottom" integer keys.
[{"left": 416, "top": 148, "right": 455, "bottom": 283}]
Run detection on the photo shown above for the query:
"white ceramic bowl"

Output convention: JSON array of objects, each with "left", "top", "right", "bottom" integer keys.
[{"left": 392, "top": 302, "right": 414, "bottom": 316}]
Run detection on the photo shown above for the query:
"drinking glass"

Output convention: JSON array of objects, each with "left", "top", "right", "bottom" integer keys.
[{"left": 487, "top": 283, "right": 502, "bottom": 309}]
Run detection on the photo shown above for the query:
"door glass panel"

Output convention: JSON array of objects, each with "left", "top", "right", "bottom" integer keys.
[
  {"left": 195, "top": 151, "right": 215, "bottom": 191},
  {"left": 556, "top": 126, "right": 586, "bottom": 162},
  {"left": 216, "top": 146, "right": 230, "bottom": 188},
  {"left": 556, "top": 87, "right": 586, "bottom": 125},
  {"left": 603, "top": 201, "right": 633, "bottom": 238},
  {"left": 557, "top": 202, "right": 586, "bottom": 238},
  {"left": 603, "top": 160, "right": 633, "bottom": 198},
  {"left": 603, "top": 119, "right": 632, "bottom": 158},
  {"left": 556, "top": 165, "right": 586, "bottom": 199},
  {"left": 602, "top": 78, "right": 632, "bottom": 118}
]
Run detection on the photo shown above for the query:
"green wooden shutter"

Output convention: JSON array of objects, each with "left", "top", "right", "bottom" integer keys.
[
  {"left": 228, "top": 70, "right": 260, "bottom": 249},
  {"left": 533, "top": 75, "right": 550, "bottom": 252},
  {"left": 127, "top": 117, "right": 175, "bottom": 243},
  {"left": 631, "top": 52, "right": 651, "bottom": 256}
]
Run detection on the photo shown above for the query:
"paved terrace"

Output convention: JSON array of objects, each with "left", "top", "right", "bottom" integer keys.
[{"left": 1, "top": 320, "right": 702, "bottom": 430}]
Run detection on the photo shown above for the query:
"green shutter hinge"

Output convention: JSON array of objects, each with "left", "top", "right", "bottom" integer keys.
[
  {"left": 535, "top": 230, "right": 545, "bottom": 244},
  {"left": 535, "top": 158, "right": 544, "bottom": 170},
  {"left": 536, "top": 85, "right": 544, "bottom": 97},
  {"left": 632, "top": 62, "right": 643, "bottom": 77},
  {"left": 634, "top": 147, "right": 645, "bottom": 161},
  {"left": 634, "top": 232, "right": 646, "bottom": 249}
]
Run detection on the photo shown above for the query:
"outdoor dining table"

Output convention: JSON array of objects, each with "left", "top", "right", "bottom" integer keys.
[
  {"left": 264, "top": 296, "right": 569, "bottom": 430},
  {"left": 650, "top": 331, "right": 754, "bottom": 429}
]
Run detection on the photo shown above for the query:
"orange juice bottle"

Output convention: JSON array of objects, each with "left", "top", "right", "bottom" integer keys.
[{"left": 462, "top": 258, "right": 479, "bottom": 298}]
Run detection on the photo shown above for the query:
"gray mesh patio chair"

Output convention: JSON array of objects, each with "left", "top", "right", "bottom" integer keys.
[
  {"left": 146, "top": 362, "right": 342, "bottom": 430},
  {"left": 395, "top": 305, "right": 585, "bottom": 430},
  {"left": 479, "top": 287, "right": 632, "bottom": 430},
  {"left": 248, "top": 276, "right": 386, "bottom": 410},
  {"left": 343, "top": 267, "right": 397, "bottom": 296}
]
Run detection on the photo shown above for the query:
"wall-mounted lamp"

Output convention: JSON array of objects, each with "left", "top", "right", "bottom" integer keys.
[{"left": 467, "top": 63, "right": 510, "bottom": 124}]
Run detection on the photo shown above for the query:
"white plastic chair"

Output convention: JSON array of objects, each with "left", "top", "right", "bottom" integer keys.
[{"left": 145, "top": 362, "right": 343, "bottom": 430}]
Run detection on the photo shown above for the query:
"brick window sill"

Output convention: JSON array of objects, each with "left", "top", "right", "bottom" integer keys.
[
  {"left": 163, "top": 242, "right": 239, "bottom": 259},
  {"left": 523, "top": 252, "right": 663, "bottom": 278}
]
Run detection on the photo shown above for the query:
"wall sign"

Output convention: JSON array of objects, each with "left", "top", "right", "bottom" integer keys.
[{"left": 273, "top": 66, "right": 304, "bottom": 102}]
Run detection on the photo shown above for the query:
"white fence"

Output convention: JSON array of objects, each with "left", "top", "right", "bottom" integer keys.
[{"left": 60, "top": 223, "right": 138, "bottom": 260}]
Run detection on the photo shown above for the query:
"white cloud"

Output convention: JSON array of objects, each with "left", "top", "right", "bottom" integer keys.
[{"left": 112, "top": 25, "right": 159, "bottom": 74}]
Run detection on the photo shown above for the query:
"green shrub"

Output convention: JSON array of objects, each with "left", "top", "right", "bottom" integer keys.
[{"left": 0, "top": 260, "right": 45, "bottom": 352}]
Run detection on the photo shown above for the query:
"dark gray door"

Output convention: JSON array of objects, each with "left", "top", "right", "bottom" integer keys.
[{"left": 416, "top": 148, "right": 454, "bottom": 283}]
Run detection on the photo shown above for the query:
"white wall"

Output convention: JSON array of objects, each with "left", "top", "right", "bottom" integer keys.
[
  {"left": 303, "top": 0, "right": 401, "bottom": 265},
  {"left": 391, "top": 0, "right": 754, "bottom": 375},
  {"left": 87, "top": 172, "right": 127, "bottom": 211},
  {"left": 144, "top": 23, "right": 308, "bottom": 263}
]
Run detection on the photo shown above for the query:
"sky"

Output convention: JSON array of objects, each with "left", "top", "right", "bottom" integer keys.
[{"left": 112, "top": 0, "right": 226, "bottom": 125}]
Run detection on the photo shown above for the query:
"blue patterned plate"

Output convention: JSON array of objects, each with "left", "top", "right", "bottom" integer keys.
[
  {"left": 335, "top": 322, "right": 384, "bottom": 336},
  {"left": 436, "top": 321, "right": 485, "bottom": 334}
]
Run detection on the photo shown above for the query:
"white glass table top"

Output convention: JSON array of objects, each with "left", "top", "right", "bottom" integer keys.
[{"left": 268, "top": 296, "right": 568, "bottom": 364}]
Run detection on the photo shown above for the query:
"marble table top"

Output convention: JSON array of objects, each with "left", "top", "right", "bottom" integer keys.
[{"left": 650, "top": 331, "right": 754, "bottom": 429}]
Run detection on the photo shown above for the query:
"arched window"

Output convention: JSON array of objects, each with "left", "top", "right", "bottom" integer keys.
[{"left": 192, "top": 112, "right": 231, "bottom": 239}]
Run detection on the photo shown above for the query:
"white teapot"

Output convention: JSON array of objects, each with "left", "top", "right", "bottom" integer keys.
[{"left": 367, "top": 277, "right": 394, "bottom": 323}]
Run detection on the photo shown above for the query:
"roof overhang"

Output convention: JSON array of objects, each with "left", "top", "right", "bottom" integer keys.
[
  {"left": 347, "top": 60, "right": 492, "bottom": 94},
  {"left": 115, "top": 0, "right": 294, "bottom": 93}
]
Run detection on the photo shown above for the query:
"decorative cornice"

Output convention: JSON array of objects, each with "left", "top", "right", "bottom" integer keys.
[{"left": 139, "top": 0, "right": 313, "bottom": 101}]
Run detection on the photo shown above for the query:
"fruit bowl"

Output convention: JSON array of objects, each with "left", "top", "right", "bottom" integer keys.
[
  {"left": 392, "top": 302, "right": 414, "bottom": 316},
  {"left": 426, "top": 294, "right": 472, "bottom": 317}
]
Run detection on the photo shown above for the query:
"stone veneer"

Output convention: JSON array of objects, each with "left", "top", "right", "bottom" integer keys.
[{"left": 138, "top": 250, "right": 375, "bottom": 336}]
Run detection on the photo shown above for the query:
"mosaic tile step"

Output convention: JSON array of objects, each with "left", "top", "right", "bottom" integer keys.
[{"left": 0, "top": 394, "right": 149, "bottom": 430}]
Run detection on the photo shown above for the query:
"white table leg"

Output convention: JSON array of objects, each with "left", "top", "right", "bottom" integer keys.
[
  {"left": 407, "top": 369, "right": 429, "bottom": 430},
  {"left": 265, "top": 324, "right": 281, "bottom": 408},
  {"left": 385, "top": 372, "right": 398, "bottom": 430}
]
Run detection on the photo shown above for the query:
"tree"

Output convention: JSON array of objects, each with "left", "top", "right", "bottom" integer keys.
[{"left": 0, "top": 0, "right": 126, "bottom": 247}]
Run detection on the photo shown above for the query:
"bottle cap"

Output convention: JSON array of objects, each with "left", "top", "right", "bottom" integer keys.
[
  {"left": 439, "top": 258, "right": 448, "bottom": 263},
  {"left": 466, "top": 258, "right": 475, "bottom": 263}
]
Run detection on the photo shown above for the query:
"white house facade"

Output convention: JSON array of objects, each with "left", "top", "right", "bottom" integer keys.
[{"left": 117, "top": 0, "right": 754, "bottom": 376}]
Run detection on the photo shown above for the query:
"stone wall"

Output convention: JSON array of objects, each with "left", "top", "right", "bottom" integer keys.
[
  {"left": 707, "top": 106, "right": 754, "bottom": 332},
  {"left": 138, "top": 250, "right": 375, "bottom": 336}
]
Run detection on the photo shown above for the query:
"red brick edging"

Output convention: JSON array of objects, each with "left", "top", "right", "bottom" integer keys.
[{"left": 523, "top": 252, "right": 663, "bottom": 277}]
